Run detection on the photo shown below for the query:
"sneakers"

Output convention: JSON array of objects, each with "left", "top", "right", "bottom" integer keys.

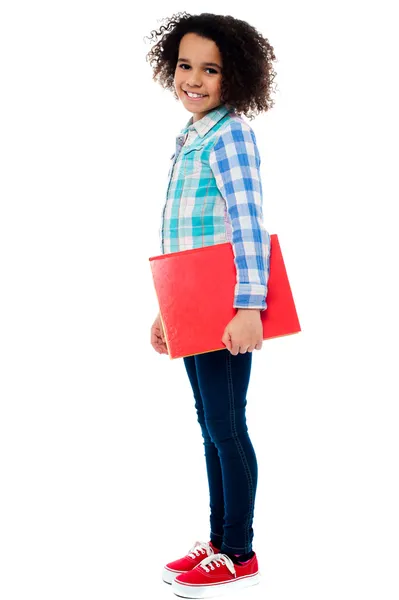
[
  {"left": 162, "top": 540, "right": 220, "bottom": 585},
  {"left": 171, "top": 551, "right": 260, "bottom": 598}
]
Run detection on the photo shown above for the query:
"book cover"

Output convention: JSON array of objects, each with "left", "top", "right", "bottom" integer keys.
[{"left": 149, "top": 234, "right": 301, "bottom": 359}]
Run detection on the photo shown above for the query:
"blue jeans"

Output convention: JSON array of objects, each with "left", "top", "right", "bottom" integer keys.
[{"left": 183, "top": 348, "right": 258, "bottom": 555}]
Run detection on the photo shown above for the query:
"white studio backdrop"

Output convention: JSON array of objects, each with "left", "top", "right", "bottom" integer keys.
[{"left": 0, "top": 1, "right": 398, "bottom": 599}]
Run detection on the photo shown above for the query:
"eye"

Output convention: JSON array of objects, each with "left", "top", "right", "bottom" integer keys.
[{"left": 179, "top": 64, "right": 218, "bottom": 74}]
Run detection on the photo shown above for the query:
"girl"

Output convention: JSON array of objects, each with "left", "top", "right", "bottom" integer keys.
[{"left": 146, "top": 11, "right": 277, "bottom": 598}]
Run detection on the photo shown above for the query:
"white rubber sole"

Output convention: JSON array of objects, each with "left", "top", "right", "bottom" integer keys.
[
  {"left": 171, "top": 572, "right": 261, "bottom": 598},
  {"left": 162, "top": 567, "right": 186, "bottom": 585}
]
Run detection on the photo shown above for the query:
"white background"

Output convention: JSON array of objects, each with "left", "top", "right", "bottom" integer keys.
[{"left": 1, "top": 1, "right": 398, "bottom": 599}]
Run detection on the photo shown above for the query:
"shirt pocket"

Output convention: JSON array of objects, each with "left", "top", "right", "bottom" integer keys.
[{"left": 181, "top": 144, "right": 206, "bottom": 175}]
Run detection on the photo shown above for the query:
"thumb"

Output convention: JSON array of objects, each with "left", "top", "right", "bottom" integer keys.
[{"left": 222, "top": 330, "right": 232, "bottom": 351}]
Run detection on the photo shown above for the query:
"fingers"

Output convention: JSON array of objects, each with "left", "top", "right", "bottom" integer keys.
[
  {"left": 227, "top": 344, "right": 261, "bottom": 355},
  {"left": 154, "top": 342, "right": 168, "bottom": 354},
  {"left": 151, "top": 325, "right": 168, "bottom": 354}
]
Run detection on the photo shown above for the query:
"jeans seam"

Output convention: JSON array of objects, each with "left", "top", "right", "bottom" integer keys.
[{"left": 226, "top": 352, "right": 254, "bottom": 554}]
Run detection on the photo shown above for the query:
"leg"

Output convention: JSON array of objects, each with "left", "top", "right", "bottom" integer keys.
[
  {"left": 193, "top": 348, "right": 257, "bottom": 555},
  {"left": 183, "top": 355, "right": 224, "bottom": 549}
]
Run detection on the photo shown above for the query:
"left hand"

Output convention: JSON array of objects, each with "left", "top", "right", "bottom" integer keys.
[{"left": 221, "top": 309, "right": 263, "bottom": 355}]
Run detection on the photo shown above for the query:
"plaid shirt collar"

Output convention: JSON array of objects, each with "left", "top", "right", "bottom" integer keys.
[{"left": 178, "top": 104, "right": 232, "bottom": 141}]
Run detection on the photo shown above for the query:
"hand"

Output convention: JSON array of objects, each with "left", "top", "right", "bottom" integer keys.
[
  {"left": 151, "top": 312, "right": 168, "bottom": 355},
  {"left": 221, "top": 309, "right": 263, "bottom": 355}
]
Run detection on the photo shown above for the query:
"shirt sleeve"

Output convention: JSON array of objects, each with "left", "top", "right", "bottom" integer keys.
[{"left": 209, "top": 121, "right": 271, "bottom": 311}]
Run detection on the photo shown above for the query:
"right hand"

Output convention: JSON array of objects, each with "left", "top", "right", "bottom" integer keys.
[{"left": 151, "top": 312, "right": 168, "bottom": 355}]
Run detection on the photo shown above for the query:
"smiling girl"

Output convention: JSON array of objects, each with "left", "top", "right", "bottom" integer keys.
[{"left": 145, "top": 11, "right": 278, "bottom": 598}]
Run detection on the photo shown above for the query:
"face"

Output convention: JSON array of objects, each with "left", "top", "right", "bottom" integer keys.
[{"left": 174, "top": 32, "right": 223, "bottom": 123}]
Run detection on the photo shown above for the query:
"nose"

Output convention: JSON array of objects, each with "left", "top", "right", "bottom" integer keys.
[{"left": 186, "top": 70, "right": 203, "bottom": 88}]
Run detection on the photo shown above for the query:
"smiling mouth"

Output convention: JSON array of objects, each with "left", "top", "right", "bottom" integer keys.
[{"left": 184, "top": 90, "right": 208, "bottom": 98}]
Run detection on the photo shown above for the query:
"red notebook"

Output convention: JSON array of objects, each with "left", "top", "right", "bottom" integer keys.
[{"left": 149, "top": 234, "right": 301, "bottom": 359}]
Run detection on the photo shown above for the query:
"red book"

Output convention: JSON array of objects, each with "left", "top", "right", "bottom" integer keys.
[{"left": 149, "top": 234, "right": 301, "bottom": 359}]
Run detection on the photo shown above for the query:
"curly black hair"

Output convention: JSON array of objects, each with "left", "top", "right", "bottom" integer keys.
[{"left": 143, "top": 12, "right": 278, "bottom": 121}]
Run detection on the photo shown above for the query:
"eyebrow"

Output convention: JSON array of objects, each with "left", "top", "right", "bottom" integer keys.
[{"left": 177, "top": 58, "right": 222, "bottom": 69}]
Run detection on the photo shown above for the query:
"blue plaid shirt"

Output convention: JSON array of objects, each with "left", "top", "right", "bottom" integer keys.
[{"left": 159, "top": 104, "right": 271, "bottom": 311}]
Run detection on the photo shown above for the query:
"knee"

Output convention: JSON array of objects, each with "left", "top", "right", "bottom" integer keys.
[{"left": 205, "top": 418, "right": 248, "bottom": 447}]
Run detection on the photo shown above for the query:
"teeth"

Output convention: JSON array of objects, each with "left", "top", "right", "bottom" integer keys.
[{"left": 186, "top": 92, "right": 205, "bottom": 98}]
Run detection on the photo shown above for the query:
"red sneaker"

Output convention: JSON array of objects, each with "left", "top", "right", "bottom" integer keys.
[
  {"left": 162, "top": 540, "right": 221, "bottom": 584},
  {"left": 171, "top": 551, "right": 260, "bottom": 598}
]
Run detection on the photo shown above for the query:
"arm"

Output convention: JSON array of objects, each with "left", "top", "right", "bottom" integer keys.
[{"left": 209, "top": 122, "right": 271, "bottom": 311}]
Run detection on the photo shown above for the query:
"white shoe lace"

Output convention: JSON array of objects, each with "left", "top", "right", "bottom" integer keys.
[
  {"left": 198, "top": 553, "right": 237, "bottom": 578},
  {"left": 187, "top": 540, "right": 215, "bottom": 559}
]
